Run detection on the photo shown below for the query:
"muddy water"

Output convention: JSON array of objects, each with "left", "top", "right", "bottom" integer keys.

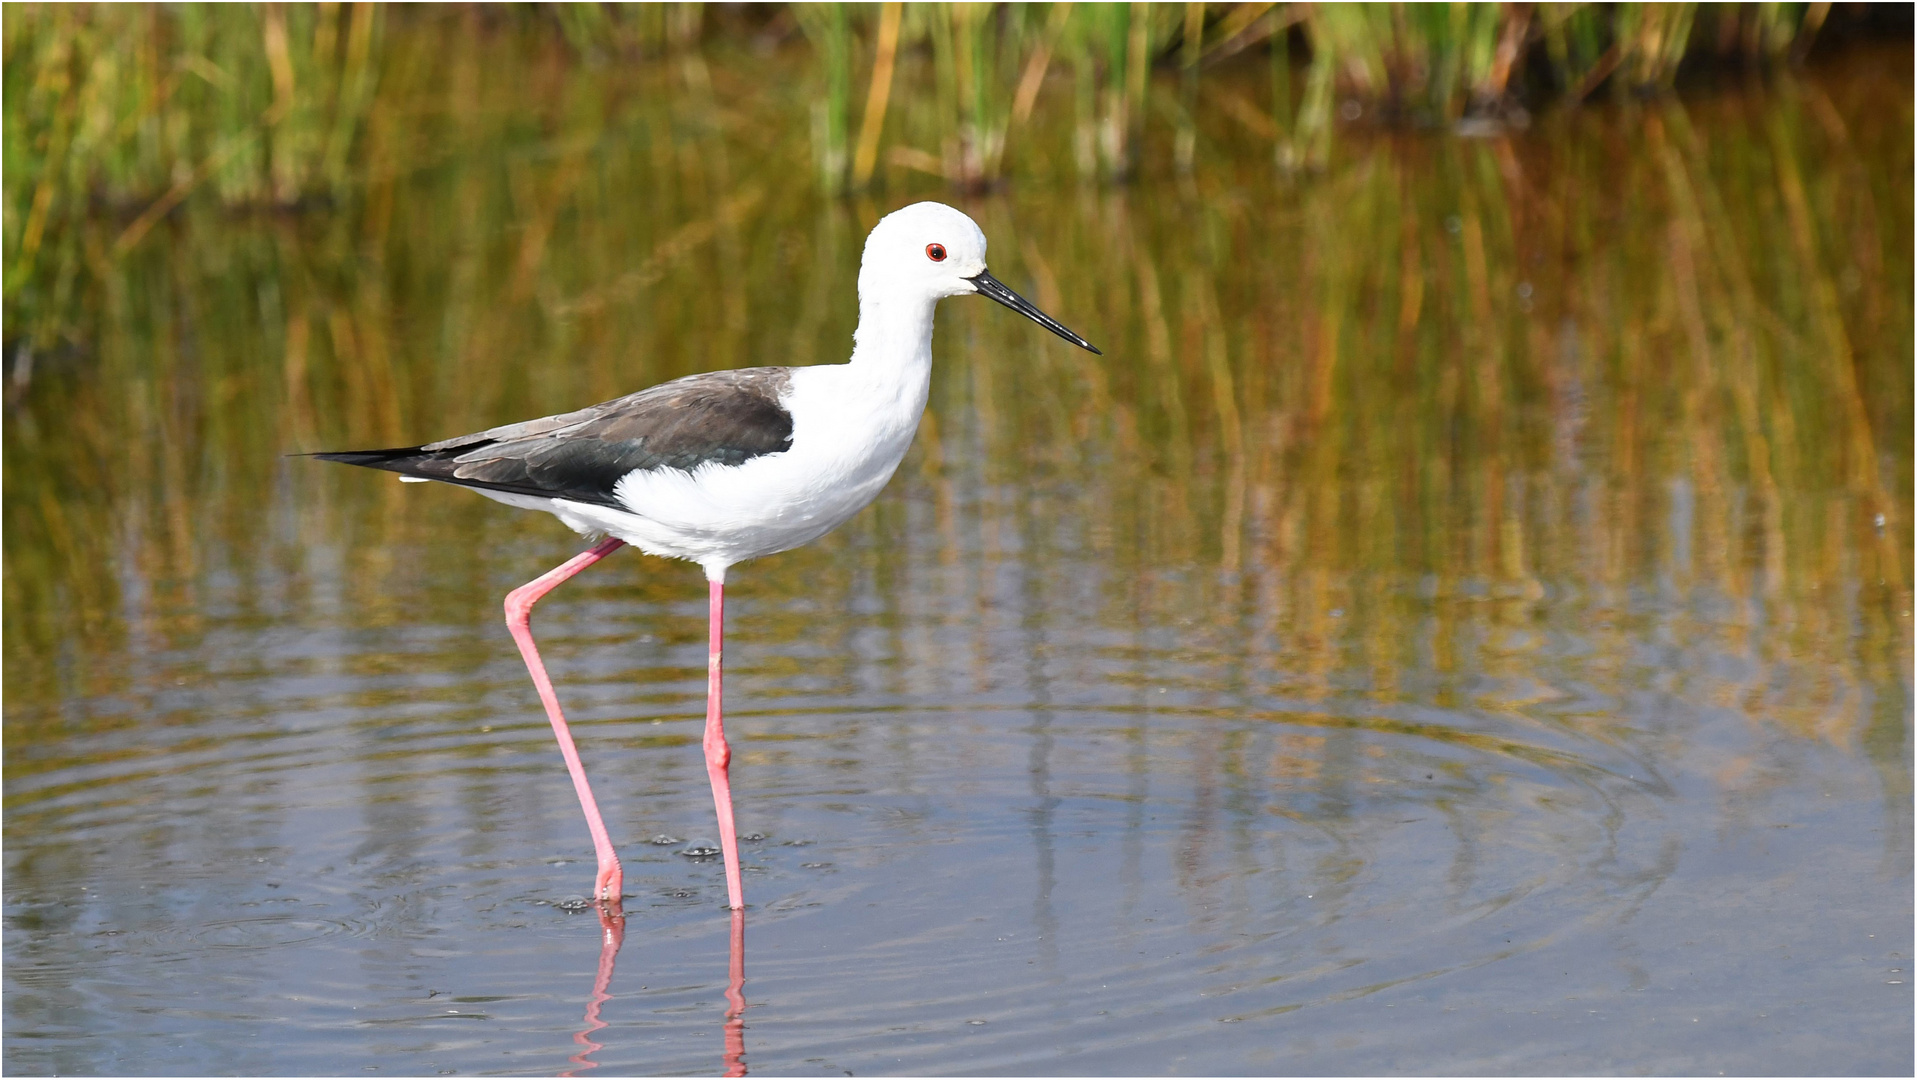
[{"left": 4, "top": 35, "right": 1911, "bottom": 1077}]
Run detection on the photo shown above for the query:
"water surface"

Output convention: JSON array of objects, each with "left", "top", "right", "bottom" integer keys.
[{"left": 4, "top": 32, "right": 1912, "bottom": 1076}]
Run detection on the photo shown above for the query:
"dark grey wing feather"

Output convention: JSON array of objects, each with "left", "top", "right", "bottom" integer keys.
[{"left": 313, "top": 367, "right": 794, "bottom": 507}]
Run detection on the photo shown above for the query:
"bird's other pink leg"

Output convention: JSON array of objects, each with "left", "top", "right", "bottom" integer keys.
[
  {"left": 505, "top": 537, "right": 628, "bottom": 904},
  {"left": 704, "top": 578, "right": 745, "bottom": 911}
]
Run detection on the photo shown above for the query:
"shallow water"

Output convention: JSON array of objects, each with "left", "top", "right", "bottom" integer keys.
[{"left": 5, "top": 30, "right": 1913, "bottom": 1077}]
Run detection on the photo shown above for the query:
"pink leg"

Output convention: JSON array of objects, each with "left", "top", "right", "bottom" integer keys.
[
  {"left": 505, "top": 537, "right": 628, "bottom": 903},
  {"left": 704, "top": 579, "right": 745, "bottom": 910}
]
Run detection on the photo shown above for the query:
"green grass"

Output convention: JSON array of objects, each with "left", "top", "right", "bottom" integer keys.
[{"left": 4, "top": 3, "right": 1846, "bottom": 354}]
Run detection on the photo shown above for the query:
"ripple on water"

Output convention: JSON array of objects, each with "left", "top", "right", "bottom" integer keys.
[
  {"left": 611, "top": 695, "right": 1680, "bottom": 1072},
  {"left": 6, "top": 656, "right": 1679, "bottom": 1075}
]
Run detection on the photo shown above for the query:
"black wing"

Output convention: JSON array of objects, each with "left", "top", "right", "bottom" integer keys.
[{"left": 312, "top": 367, "right": 795, "bottom": 508}]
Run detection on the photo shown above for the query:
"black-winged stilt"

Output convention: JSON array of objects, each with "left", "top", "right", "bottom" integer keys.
[{"left": 315, "top": 202, "right": 1099, "bottom": 911}]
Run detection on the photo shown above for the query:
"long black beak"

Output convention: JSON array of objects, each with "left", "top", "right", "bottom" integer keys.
[{"left": 968, "top": 270, "right": 1101, "bottom": 354}]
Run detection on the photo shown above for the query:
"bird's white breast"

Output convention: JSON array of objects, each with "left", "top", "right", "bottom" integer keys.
[{"left": 552, "top": 360, "right": 932, "bottom": 578}]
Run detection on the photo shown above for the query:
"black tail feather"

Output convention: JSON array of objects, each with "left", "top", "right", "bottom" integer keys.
[
  {"left": 306, "top": 447, "right": 432, "bottom": 470},
  {"left": 306, "top": 446, "right": 460, "bottom": 484},
  {"left": 303, "top": 444, "right": 622, "bottom": 507}
]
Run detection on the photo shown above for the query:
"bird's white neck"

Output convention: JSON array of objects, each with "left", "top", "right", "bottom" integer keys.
[{"left": 847, "top": 293, "right": 939, "bottom": 379}]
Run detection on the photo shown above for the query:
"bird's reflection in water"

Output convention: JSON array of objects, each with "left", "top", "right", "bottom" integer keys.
[
  {"left": 723, "top": 908, "right": 747, "bottom": 1077},
  {"left": 564, "top": 902, "right": 748, "bottom": 1077},
  {"left": 563, "top": 903, "right": 624, "bottom": 1076}
]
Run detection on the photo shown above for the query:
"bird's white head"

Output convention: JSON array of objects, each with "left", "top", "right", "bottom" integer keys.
[
  {"left": 859, "top": 201, "right": 991, "bottom": 300},
  {"left": 857, "top": 201, "right": 1100, "bottom": 353}
]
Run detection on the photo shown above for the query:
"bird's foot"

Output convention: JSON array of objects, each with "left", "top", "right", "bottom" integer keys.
[{"left": 595, "top": 859, "right": 624, "bottom": 904}]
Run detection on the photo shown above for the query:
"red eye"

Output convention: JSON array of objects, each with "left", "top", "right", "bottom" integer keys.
[{"left": 926, "top": 243, "right": 947, "bottom": 262}]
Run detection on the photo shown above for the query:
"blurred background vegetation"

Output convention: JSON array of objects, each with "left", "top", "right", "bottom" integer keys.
[
  {"left": 1, "top": 2, "right": 1889, "bottom": 357},
  {"left": 2, "top": 4, "right": 1910, "bottom": 764}
]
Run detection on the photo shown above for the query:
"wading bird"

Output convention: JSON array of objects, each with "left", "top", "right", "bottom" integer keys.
[{"left": 316, "top": 202, "right": 1099, "bottom": 911}]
